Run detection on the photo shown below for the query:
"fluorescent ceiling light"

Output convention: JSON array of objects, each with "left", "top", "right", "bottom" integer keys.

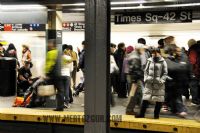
[
  {"left": 0, "top": 5, "right": 47, "bottom": 11},
  {"left": 111, "top": 1, "right": 146, "bottom": 5},
  {"left": 70, "top": 8, "right": 85, "bottom": 11},
  {"left": 111, "top": 3, "right": 200, "bottom": 10},
  {"left": 68, "top": 2, "right": 200, "bottom": 11},
  {"left": 63, "top": 0, "right": 178, "bottom": 6},
  {"left": 62, "top": 3, "right": 85, "bottom": 6}
]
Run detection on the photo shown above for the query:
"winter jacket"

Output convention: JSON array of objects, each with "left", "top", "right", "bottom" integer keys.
[
  {"left": 165, "top": 56, "right": 191, "bottom": 97},
  {"left": 114, "top": 48, "right": 125, "bottom": 74},
  {"left": 127, "top": 51, "right": 144, "bottom": 83},
  {"left": 78, "top": 49, "right": 85, "bottom": 69},
  {"left": 143, "top": 57, "right": 168, "bottom": 102},
  {"left": 45, "top": 49, "right": 61, "bottom": 78},
  {"left": 188, "top": 43, "right": 200, "bottom": 78},
  {"left": 174, "top": 54, "right": 193, "bottom": 84}
]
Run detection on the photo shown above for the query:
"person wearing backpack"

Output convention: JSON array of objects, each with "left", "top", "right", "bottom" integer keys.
[{"left": 135, "top": 48, "right": 168, "bottom": 119}]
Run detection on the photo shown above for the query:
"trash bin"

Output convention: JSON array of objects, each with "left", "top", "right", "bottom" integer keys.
[{"left": 0, "top": 57, "right": 17, "bottom": 96}]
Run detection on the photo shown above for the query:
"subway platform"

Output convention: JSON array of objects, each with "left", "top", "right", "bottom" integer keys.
[{"left": 0, "top": 93, "right": 200, "bottom": 133}]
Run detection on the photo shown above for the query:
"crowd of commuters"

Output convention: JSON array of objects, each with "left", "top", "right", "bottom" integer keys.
[
  {"left": 0, "top": 40, "right": 85, "bottom": 111},
  {"left": 1, "top": 36, "right": 200, "bottom": 117},
  {"left": 110, "top": 37, "right": 200, "bottom": 118}
]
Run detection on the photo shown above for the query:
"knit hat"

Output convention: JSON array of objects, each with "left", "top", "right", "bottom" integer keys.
[
  {"left": 188, "top": 39, "right": 197, "bottom": 48},
  {"left": 126, "top": 46, "right": 134, "bottom": 53},
  {"left": 135, "top": 43, "right": 145, "bottom": 49}
]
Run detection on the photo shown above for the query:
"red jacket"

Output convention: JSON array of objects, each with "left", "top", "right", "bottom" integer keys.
[{"left": 188, "top": 44, "right": 200, "bottom": 78}]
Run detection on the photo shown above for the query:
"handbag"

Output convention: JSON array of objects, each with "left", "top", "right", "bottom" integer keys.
[{"left": 37, "top": 85, "right": 56, "bottom": 96}]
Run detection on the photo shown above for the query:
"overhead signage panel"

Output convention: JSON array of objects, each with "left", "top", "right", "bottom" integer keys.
[
  {"left": 115, "top": 10, "right": 192, "bottom": 24},
  {"left": 0, "top": 23, "right": 46, "bottom": 31},
  {"left": 63, "top": 22, "right": 85, "bottom": 31}
]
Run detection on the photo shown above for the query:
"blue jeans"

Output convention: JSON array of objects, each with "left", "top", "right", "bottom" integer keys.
[{"left": 62, "top": 76, "right": 71, "bottom": 105}]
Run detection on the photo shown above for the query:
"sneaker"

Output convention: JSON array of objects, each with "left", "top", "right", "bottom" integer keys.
[
  {"left": 191, "top": 100, "right": 200, "bottom": 105},
  {"left": 177, "top": 112, "right": 187, "bottom": 118},
  {"left": 64, "top": 103, "right": 70, "bottom": 109},
  {"left": 162, "top": 105, "right": 169, "bottom": 112}
]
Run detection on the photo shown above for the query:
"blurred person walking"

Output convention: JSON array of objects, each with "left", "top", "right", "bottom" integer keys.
[
  {"left": 125, "top": 43, "right": 145, "bottom": 115},
  {"left": 164, "top": 44, "right": 188, "bottom": 117},
  {"left": 174, "top": 47, "right": 193, "bottom": 102},
  {"left": 45, "top": 39, "right": 64, "bottom": 111},
  {"left": 123, "top": 46, "right": 134, "bottom": 95}
]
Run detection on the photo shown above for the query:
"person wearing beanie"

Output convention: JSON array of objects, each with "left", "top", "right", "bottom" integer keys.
[
  {"left": 126, "top": 46, "right": 134, "bottom": 54},
  {"left": 122, "top": 45, "right": 134, "bottom": 95},
  {"left": 125, "top": 44, "right": 145, "bottom": 115}
]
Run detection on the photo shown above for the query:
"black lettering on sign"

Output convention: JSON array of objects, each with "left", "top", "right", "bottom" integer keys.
[{"left": 115, "top": 10, "right": 192, "bottom": 24}]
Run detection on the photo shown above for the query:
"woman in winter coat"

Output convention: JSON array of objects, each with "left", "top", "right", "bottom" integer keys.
[{"left": 136, "top": 48, "right": 168, "bottom": 119}]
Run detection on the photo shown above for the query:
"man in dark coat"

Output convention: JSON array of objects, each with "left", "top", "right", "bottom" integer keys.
[
  {"left": 114, "top": 43, "right": 127, "bottom": 98},
  {"left": 174, "top": 47, "right": 193, "bottom": 101},
  {"left": 164, "top": 46, "right": 188, "bottom": 117}
]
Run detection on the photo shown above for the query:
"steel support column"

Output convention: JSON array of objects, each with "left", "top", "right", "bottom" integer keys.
[{"left": 85, "top": 0, "right": 110, "bottom": 133}]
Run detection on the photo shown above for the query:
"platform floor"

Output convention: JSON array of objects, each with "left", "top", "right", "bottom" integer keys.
[
  {"left": 1, "top": 93, "right": 200, "bottom": 133},
  {"left": 0, "top": 92, "right": 199, "bottom": 119}
]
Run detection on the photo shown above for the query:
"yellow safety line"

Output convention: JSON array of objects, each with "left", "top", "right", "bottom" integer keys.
[{"left": 0, "top": 108, "right": 200, "bottom": 133}]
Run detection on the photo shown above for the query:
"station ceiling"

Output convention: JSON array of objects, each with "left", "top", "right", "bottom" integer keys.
[{"left": 1, "top": 0, "right": 200, "bottom": 12}]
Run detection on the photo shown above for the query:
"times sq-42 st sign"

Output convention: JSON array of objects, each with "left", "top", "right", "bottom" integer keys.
[{"left": 115, "top": 10, "right": 192, "bottom": 24}]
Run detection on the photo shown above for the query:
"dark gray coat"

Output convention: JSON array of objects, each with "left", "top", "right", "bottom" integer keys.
[{"left": 143, "top": 57, "right": 168, "bottom": 102}]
